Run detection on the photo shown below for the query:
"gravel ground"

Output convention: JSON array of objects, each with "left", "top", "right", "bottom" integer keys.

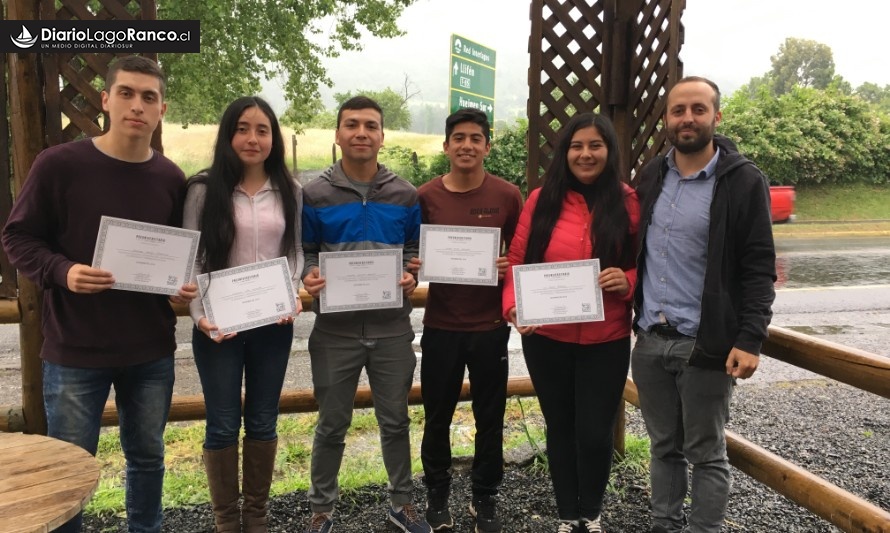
[{"left": 82, "top": 378, "right": 889, "bottom": 533}]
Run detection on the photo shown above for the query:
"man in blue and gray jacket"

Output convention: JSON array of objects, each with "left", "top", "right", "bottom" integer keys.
[{"left": 300, "top": 96, "right": 431, "bottom": 533}]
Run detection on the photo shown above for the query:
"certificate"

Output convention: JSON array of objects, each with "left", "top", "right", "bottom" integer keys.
[
  {"left": 92, "top": 216, "right": 200, "bottom": 295},
  {"left": 418, "top": 224, "right": 500, "bottom": 286},
  {"left": 197, "top": 257, "right": 297, "bottom": 335},
  {"left": 319, "top": 249, "right": 403, "bottom": 313},
  {"left": 513, "top": 259, "right": 604, "bottom": 326}
]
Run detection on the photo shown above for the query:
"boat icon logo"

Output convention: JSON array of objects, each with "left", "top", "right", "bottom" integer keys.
[{"left": 11, "top": 25, "right": 38, "bottom": 49}]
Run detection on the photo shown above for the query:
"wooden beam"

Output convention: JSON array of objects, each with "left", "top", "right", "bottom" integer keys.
[
  {"left": 99, "top": 376, "right": 539, "bottom": 426},
  {"left": 763, "top": 326, "right": 890, "bottom": 399}
]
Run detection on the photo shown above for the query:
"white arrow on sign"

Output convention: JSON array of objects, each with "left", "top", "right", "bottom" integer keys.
[{"left": 453, "top": 62, "right": 459, "bottom": 75}]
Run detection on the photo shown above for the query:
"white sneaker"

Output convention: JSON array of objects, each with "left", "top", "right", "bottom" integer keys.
[
  {"left": 557, "top": 520, "right": 577, "bottom": 533},
  {"left": 580, "top": 516, "right": 603, "bottom": 532}
]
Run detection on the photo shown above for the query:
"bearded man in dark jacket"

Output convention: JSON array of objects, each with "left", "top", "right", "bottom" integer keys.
[{"left": 631, "top": 76, "right": 776, "bottom": 533}]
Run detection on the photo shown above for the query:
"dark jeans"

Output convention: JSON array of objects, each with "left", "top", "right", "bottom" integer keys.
[
  {"left": 522, "top": 334, "right": 630, "bottom": 521},
  {"left": 43, "top": 356, "right": 175, "bottom": 533},
  {"left": 420, "top": 325, "right": 510, "bottom": 497},
  {"left": 192, "top": 323, "right": 293, "bottom": 449}
]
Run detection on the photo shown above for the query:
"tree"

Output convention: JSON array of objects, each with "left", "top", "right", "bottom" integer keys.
[
  {"left": 333, "top": 78, "right": 419, "bottom": 131},
  {"left": 280, "top": 96, "right": 326, "bottom": 132},
  {"left": 855, "top": 82, "right": 890, "bottom": 113},
  {"left": 157, "top": 0, "right": 415, "bottom": 125},
  {"left": 769, "top": 37, "right": 836, "bottom": 95}
]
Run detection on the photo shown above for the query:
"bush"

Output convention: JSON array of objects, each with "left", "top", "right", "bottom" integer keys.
[
  {"left": 487, "top": 119, "right": 530, "bottom": 195},
  {"left": 720, "top": 86, "right": 890, "bottom": 185},
  {"left": 392, "top": 120, "right": 531, "bottom": 193},
  {"left": 378, "top": 146, "right": 434, "bottom": 186}
]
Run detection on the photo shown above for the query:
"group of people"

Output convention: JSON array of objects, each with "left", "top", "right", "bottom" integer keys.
[{"left": 1, "top": 54, "right": 775, "bottom": 533}]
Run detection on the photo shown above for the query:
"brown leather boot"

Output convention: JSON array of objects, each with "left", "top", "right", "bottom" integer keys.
[
  {"left": 241, "top": 437, "right": 277, "bottom": 533},
  {"left": 203, "top": 445, "right": 241, "bottom": 532}
]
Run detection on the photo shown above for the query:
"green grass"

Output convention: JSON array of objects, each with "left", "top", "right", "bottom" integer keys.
[
  {"left": 792, "top": 183, "right": 890, "bottom": 221},
  {"left": 84, "top": 398, "right": 649, "bottom": 515}
]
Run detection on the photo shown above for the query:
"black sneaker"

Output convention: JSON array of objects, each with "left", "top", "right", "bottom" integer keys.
[
  {"left": 425, "top": 496, "right": 453, "bottom": 531},
  {"left": 468, "top": 495, "right": 502, "bottom": 533}
]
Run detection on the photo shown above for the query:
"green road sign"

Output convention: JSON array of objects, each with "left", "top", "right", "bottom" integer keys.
[{"left": 449, "top": 33, "right": 496, "bottom": 125}]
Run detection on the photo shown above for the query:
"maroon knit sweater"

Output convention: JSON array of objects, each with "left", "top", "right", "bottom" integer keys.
[{"left": 2, "top": 139, "right": 186, "bottom": 368}]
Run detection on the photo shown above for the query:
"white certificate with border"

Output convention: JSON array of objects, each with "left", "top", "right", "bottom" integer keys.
[
  {"left": 513, "top": 259, "right": 604, "bottom": 326},
  {"left": 197, "top": 257, "right": 297, "bottom": 335},
  {"left": 91, "top": 216, "right": 200, "bottom": 295},
  {"left": 418, "top": 224, "right": 500, "bottom": 286},
  {"left": 319, "top": 249, "right": 403, "bottom": 313}
]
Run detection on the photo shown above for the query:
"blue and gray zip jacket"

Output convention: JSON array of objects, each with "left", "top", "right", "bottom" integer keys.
[{"left": 301, "top": 161, "right": 420, "bottom": 338}]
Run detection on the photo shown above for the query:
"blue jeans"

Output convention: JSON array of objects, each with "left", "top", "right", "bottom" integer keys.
[
  {"left": 43, "top": 357, "right": 174, "bottom": 533},
  {"left": 192, "top": 323, "right": 293, "bottom": 449},
  {"left": 631, "top": 330, "right": 734, "bottom": 533}
]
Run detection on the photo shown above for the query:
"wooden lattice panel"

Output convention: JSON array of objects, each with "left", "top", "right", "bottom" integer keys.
[
  {"left": 528, "top": 0, "right": 610, "bottom": 189},
  {"left": 625, "top": 0, "right": 685, "bottom": 179},
  {"left": 527, "top": 0, "right": 684, "bottom": 188},
  {"left": 40, "top": 0, "right": 156, "bottom": 145}
]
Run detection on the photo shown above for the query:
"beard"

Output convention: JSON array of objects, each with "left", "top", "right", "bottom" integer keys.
[{"left": 668, "top": 123, "right": 715, "bottom": 154}]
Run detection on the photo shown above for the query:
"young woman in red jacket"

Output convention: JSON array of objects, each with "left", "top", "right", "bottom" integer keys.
[{"left": 503, "top": 113, "right": 640, "bottom": 533}]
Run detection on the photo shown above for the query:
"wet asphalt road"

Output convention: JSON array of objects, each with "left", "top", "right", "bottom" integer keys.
[{"left": 1, "top": 235, "right": 889, "bottom": 405}]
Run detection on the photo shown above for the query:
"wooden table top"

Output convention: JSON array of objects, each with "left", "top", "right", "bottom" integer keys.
[{"left": 0, "top": 433, "right": 100, "bottom": 533}]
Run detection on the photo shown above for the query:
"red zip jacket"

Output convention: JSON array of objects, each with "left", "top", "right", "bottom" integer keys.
[{"left": 503, "top": 183, "right": 640, "bottom": 345}]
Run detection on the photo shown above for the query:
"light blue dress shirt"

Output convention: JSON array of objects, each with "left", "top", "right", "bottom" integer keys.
[{"left": 638, "top": 148, "right": 720, "bottom": 337}]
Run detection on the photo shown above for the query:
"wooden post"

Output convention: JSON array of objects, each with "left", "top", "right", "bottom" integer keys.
[
  {"left": 292, "top": 134, "right": 298, "bottom": 174},
  {"left": 7, "top": 0, "right": 49, "bottom": 435}
]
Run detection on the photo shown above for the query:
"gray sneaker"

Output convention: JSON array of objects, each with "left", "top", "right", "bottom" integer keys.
[{"left": 389, "top": 503, "right": 432, "bottom": 533}]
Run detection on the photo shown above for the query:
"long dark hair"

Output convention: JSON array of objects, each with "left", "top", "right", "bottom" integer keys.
[
  {"left": 523, "top": 113, "right": 632, "bottom": 269},
  {"left": 190, "top": 96, "right": 299, "bottom": 273}
]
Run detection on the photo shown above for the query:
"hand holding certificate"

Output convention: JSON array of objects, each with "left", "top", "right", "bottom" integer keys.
[
  {"left": 319, "top": 249, "right": 403, "bottom": 313},
  {"left": 418, "top": 224, "right": 500, "bottom": 286},
  {"left": 513, "top": 259, "right": 605, "bottom": 326},
  {"left": 91, "top": 216, "right": 200, "bottom": 295},
  {"left": 198, "top": 257, "right": 297, "bottom": 335}
]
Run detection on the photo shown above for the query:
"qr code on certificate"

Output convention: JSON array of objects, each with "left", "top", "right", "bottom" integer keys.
[
  {"left": 276, "top": 302, "right": 285, "bottom": 312},
  {"left": 166, "top": 275, "right": 178, "bottom": 286},
  {"left": 382, "top": 290, "right": 392, "bottom": 300},
  {"left": 581, "top": 303, "right": 591, "bottom": 313}
]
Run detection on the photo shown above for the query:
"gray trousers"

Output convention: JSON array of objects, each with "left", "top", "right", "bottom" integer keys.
[
  {"left": 631, "top": 330, "right": 734, "bottom": 533},
  {"left": 307, "top": 328, "right": 417, "bottom": 513}
]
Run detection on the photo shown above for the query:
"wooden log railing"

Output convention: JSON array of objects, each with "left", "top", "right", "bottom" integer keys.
[{"left": 1, "top": 291, "right": 889, "bottom": 532}]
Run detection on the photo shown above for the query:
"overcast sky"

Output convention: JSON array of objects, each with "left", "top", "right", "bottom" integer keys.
[{"left": 265, "top": 0, "right": 888, "bottom": 122}]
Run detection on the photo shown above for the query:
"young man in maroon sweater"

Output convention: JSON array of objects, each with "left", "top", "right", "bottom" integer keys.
[
  {"left": 409, "top": 108, "right": 523, "bottom": 532},
  {"left": 2, "top": 56, "right": 196, "bottom": 533}
]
